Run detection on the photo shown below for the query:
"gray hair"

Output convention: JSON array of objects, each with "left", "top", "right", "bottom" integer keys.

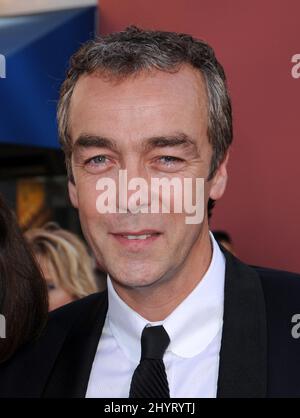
[{"left": 57, "top": 26, "right": 233, "bottom": 181}]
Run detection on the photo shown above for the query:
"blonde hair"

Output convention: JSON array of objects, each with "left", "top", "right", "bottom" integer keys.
[{"left": 25, "top": 225, "right": 98, "bottom": 299}]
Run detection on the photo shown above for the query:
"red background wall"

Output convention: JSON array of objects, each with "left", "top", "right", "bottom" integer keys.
[{"left": 98, "top": 0, "right": 300, "bottom": 273}]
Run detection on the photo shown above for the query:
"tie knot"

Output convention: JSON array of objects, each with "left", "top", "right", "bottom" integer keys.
[{"left": 140, "top": 325, "right": 170, "bottom": 360}]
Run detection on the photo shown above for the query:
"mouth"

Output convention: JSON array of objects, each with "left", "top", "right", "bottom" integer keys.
[{"left": 110, "top": 230, "right": 162, "bottom": 249}]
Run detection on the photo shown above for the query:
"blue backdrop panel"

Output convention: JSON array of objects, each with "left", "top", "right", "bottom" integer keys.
[{"left": 0, "top": 7, "right": 96, "bottom": 148}]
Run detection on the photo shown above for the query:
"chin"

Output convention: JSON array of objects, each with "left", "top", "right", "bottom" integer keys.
[{"left": 108, "top": 263, "right": 166, "bottom": 289}]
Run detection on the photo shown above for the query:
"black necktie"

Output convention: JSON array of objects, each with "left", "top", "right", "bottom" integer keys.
[{"left": 129, "top": 325, "right": 170, "bottom": 398}]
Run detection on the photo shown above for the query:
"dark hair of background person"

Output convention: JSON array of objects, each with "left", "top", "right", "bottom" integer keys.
[
  {"left": 0, "top": 195, "right": 48, "bottom": 363},
  {"left": 213, "top": 230, "right": 232, "bottom": 245},
  {"left": 57, "top": 25, "right": 233, "bottom": 216},
  {"left": 212, "top": 229, "right": 236, "bottom": 255}
]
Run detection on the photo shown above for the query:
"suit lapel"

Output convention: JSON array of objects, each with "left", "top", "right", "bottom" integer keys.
[
  {"left": 217, "top": 249, "right": 267, "bottom": 397},
  {"left": 42, "top": 290, "right": 108, "bottom": 398}
]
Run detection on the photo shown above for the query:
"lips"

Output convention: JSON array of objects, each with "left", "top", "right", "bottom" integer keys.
[
  {"left": 111, "top": 230, "right": 161, "bottom": 237},
  {"left": 121, "top": 234, "right": 154, "bottom": 240},
  {"left": 110, "top": 230, "right": 162, "bottom": 247}
]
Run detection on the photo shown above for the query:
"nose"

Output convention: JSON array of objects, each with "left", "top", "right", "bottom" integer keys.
[{"left": 117, "top": 157, "right": 151, "bottom": 214}]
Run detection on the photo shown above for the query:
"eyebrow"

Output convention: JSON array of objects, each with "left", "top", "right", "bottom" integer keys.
[
  {"left": 73, "top": 135, "right": 118, "bottom": 153},
  {"left": 143, "top": 133, "right": 199, "bottom": 153},
  {"left": 72, "top": 132, "right": 200, "bottom": 155}
]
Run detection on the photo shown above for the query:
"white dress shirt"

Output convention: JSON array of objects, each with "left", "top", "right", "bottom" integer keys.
[{"left": 86, "top": 232, "right": 225, "bottom": 398}]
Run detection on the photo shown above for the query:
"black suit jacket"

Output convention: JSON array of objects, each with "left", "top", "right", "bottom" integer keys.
[{"left": 0, "top": 249, "right": 300, "bottom": 398}]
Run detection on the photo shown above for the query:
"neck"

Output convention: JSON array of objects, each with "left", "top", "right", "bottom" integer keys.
[{"left": 110, "top": 228, "right": 213, "bottom": 322}]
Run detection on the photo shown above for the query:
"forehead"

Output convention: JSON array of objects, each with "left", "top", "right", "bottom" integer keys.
[{"left": 69, "top": 65, "right": 208, "bottom": 143}]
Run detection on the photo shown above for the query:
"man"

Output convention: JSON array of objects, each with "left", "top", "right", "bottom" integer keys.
[{"left": 0, "top": 26, "right": 299, "bottom": 398}]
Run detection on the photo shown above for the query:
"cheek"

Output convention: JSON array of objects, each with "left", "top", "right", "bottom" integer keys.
[
  {"left": 76, "top": 178, "right": 101, "bottom": 219},
  {"left": 163, "top": 212, "right": 189, "bottom": 240},
  {"left": 167, "top": 212, "right": 203, "bottom": 242}
]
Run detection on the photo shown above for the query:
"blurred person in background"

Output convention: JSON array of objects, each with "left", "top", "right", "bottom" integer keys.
[
  {"left": 25, "top": 224, "right": 99, "bottom": 311},
  {"left": 0, "top": 194, "right": 48, "bottom": 363},
  {"left": 51, "top": 224, "right": 107, "bottom": 290}
]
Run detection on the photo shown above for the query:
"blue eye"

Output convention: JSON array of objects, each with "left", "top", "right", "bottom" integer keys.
[
  {"left": 88, "top": 155, "right": 108, "bottom": 165},
  {"left": 159, "top": 156, "right": 182, "bottom": 165},
  {"left": 83, "top": 154, "right": 113, "bottom": 174}
]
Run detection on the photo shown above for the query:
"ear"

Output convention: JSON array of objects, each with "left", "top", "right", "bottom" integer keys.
[
  {"left": 209, "top": 152, "right": 229, "bottom": 201},
  {"left": 68, "top": 180, "right": 78, "bottom": 208}
]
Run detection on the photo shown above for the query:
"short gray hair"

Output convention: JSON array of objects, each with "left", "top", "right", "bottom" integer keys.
[{"left": 57, "top": 26, "right": 232, "bottom": 181}]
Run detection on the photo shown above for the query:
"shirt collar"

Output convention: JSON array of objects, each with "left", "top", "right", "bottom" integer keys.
[{"left": 107, "top": 232, "right": 225, "bottom": 363}]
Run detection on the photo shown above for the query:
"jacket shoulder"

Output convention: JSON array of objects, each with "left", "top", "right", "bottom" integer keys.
[
  {"left": 35, "top": 290, "right": 107, "bottom": 345},
  {"left": 251, "top": 264, "right": 300, "bottom": 322},
  {"left": 48, "top": 291, "right": 106, "bottom": 327},
  {"left": 0, "top": 291, "right": 107, "bottom": 397},
  {"left": 253, "top": 264, "right": 300, "bottom": 281},
  {"left": 252, "top": 265, "right": 300, "bottom": 298},
  {"left": 252, "top": 265, "right": 300, "bottom": 397}
]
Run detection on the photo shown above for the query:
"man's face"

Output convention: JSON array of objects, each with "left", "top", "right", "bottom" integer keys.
[{"left": 68, "top": 65, "right": 226, "bottom": 288}]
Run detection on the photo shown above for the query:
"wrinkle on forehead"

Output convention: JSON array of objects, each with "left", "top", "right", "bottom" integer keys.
[
  {"left": 69, "top": 65, "right": 209, "bottom": 144},
  {"left": 70, "top": 65, "right": 207, "bottom": 112}
]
